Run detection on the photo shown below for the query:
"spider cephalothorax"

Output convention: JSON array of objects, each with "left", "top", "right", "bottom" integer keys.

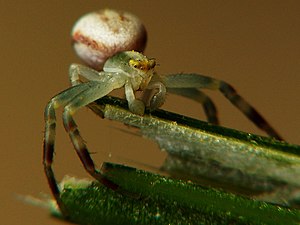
[{"left": 103, "top": 51, "right": 156, "bottom": 91}]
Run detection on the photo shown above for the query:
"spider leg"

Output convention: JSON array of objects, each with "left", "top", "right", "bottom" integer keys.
[
  {"left": 142, "top": 80, "right": 219, "bottom": 124},
  {"left": 168, "top": 88, "right": 219, "bottom": 125},
  {"left": 44, "top": 77, "right": 126, "bottom": 216},
  {"left": 62, "top": 78, "right": 128, "bottom": 176},
  {"left": 142, "top": 81, "right": 167, "bottom": 111},
  {"left": 43, "top": 83, "right": 92, "bottom": 215},
  {"left": 162, "top": 73, "right": 283, "bottom": 140},
  {"left": 125, "top": 83, "right": 145, "bottom": 115},
  {"left": 62, "top": 81, "right": 122, "bottom": 187},
  {"left": 69, "top": 63, "right": 106, "bottom": 86}
]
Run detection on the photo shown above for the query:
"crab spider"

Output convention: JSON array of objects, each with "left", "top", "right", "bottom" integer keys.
[{"left": 43, "top": 50, "right": 283, "bottom": 215}]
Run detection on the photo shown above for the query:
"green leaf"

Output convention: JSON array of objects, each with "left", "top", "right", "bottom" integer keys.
[{"left": 55, "top": 162, "right": 300, "bottom": 225}]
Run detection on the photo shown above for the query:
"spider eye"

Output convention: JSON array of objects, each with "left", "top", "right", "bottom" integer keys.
[{"left": 129, "top": 59, "right": 140, "bottom": 69}]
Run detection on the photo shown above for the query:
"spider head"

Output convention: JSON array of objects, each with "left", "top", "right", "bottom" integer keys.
[
  {"left": 129, "top": 58, "right": 156, "bottom": 72},
  {"left": 104, "top": 51, "right": 156, "bottom": 90},
  {"left": 128, "top": 54, "right": 156, "bottom": 90}
]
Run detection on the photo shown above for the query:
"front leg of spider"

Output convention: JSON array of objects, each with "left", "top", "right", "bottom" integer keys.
[
  {"left": 156, "top": 73, "right": 283, "bottom": 140},
  {"left": 43, "top": 80, "right": 124, "bottom": 216}
]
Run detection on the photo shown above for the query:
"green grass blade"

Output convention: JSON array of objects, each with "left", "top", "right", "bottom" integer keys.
[
  {"left": 55, "top": 162, "right": 300, "bottom": 225},
  {"left": 90, "top": 96, "right": 300, "bottom": 207}
]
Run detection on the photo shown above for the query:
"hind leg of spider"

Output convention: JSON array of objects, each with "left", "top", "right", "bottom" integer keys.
[
  {"left": 162, "top": 73, "right": 283, "bottom": 140},
  {"left": 43, "top": 83, "right": 93, "bottom": 216},
  {"left": 168, "top": 88, "right": 219, "bottom": 125},
  {"left": 218, "top": 81, "right": 283, "bottom": 140}
]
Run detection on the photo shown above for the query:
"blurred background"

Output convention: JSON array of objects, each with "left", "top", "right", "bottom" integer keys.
[{"left": 0, "top": 1, "right": 299, "bottom": 224}]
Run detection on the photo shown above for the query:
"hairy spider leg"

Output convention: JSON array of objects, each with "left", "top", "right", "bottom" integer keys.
[
  {"left": 168, "top": 88, "right": 219, "bottom": 125},
  {"left": 44, "top": 76, "right": 127, "bottom": 216},
  {"left": 162, "top": 73, "right": 283, "bottom": 140}
]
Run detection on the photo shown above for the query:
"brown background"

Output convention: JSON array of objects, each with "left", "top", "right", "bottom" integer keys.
[{"left": 1, "top": 1, "right": 299, "bottom": 224}]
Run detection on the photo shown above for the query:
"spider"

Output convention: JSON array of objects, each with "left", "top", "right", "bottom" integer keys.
[
  {"left": 43, "top": 8, "right": 285, "bottom": 216},
  {"left": 43, "top": 50, "right": 283, "bottom": 215}
]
